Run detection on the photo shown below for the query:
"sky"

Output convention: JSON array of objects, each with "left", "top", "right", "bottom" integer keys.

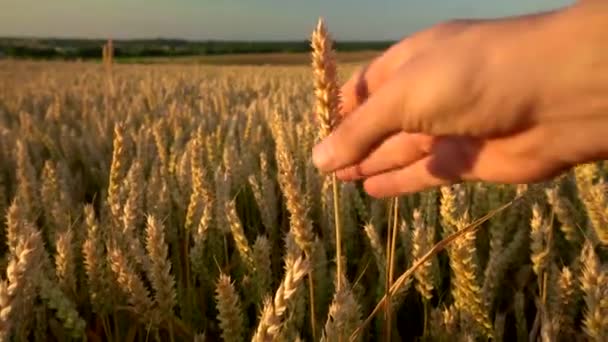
[{"left": 0, "top": 0, "right": 575, "bottom": 41}]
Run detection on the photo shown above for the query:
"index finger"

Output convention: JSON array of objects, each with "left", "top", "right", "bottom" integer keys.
[{"left": 313, "top": 70, "right": 409, "bottom": 173}]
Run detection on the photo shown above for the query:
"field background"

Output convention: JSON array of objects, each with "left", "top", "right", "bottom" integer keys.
[
  {"left": 0, "top": 45, "right": 607, "bottom": 342},
  {"left": 116, "top": 51, "right": 380, "bottom": 66},
  {"left": 0, "top": 38, "right": 387, "bottom": 64}
]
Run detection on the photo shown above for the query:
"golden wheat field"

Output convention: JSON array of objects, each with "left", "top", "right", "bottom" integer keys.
[{"left": 0, "top": 48, "right": 607, "bottom": 342}]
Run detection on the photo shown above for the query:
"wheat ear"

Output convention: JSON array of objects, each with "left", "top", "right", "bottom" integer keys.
[
  {"left": 580, "top": 240, "right": 608, "bottom": 340},
  {"left": 215, "top": 273, "right": 245, "bottom": 342},
  {"left": 252, "top": 255, "right": 310, "bottom": 342},
  {"left": 145, "top": 215, "right": 177, "bottom": 319},
  {"left": 0, "top": 231, "right": 40, "bottom": 340}
]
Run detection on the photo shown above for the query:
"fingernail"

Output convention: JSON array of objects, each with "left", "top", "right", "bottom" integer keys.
[{"left": 312, "top": 141, "right": 331, "bottom": 170}]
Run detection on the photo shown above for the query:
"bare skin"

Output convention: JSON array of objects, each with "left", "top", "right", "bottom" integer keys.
[{"left": 312, "top": 0, "right": 608, "bottom": 198}]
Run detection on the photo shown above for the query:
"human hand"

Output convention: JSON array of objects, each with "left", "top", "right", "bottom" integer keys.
[{"left": 312, "top": 1, "right": 608, "bottom": 198}]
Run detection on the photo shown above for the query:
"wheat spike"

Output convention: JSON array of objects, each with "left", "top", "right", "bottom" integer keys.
[
  {"left": 186, "top": 127, "right": 213, "bottom": 232},
  {"left": 412, "top": 209, "right": 436, "bottom": 301},
  {"left": 55, "top": 228, "right": 76, "bottom": 297},
  {"left": 119, "top": 160, "right": 150, "bottom": 275},
  {"left": 440, "top": 186, "right": 459, "bottom": 232},
  {"left": 81, "top": 204, "right": 114, "bottom": 314},
  {"left": 530, "top": 203, "right": 551, "bottom": 277},
  {"left": 574, "top": 163, "right": 608, "bottom": 245},
  {"left": 40, "top": 160, "right": 71, "bottom": 243},
  {"left": 555, "top": 266, "right": 578, "bottom": 337},
  {"left": 274, "top": 118, "right": 315, "bottom": 255},
  {"left": 311, "top": 17, "right": 340, "bottom": 138},
  {"left": 321, "top": 275, "right": 362, "bottom": 342},
  {"left": 363, "top": 222, "right": 387, "bottom": 287},
  {"left": 108, "top": 122, "right": 129, "bottom": 221},
  {"left": 252, "top": 256, "right": 310, "bottom": 342},
  {"left": 580, "top": 241, "right": 608, "bottom": 340},
  {"left": 252, "top": 235, "right": 272, "bottom": 302},
  {"left": 5, "top": 200, "right": 26, "bottom": 256},
  {"left": 190, "top": 203, "right": 213, "bottom": 279},
  {"left": 14, "top": 140, "right": 39, "bottom": 222},
  {"left": 545, "top": 186, "right": 579, "bottom": 244},
  {"left": 145, "top": 215, "right": 177, "bottom": 319},
  {"left": 215, "top": 273, "right": 245, "bottom": 342},
  {"left": 0, "top": 231, "right": 41, "bottom": 340},
  {"left": 449, "top": 215, "right": 493, "bottom": 338},
  {"left": 226, "top": 199, "right": 255, "bottom": 271},
  {"left": 108, "top": 245, "right": 158, "bottom": 325}
]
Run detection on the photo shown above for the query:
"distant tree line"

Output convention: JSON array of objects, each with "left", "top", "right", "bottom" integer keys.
[{"left": 0, "top": 38, "right": 395, "bottom": 60}]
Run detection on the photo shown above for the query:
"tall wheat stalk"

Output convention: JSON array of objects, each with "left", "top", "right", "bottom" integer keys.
[
  {"left": 311, "top": 18, "right": 343, "bottom": 276},
  {"left": 311, "top": 17, "right": 343, "bottom": 340}
]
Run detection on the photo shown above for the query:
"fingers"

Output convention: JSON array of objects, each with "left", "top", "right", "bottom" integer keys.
[
  {"left": 453, "top": 126, "right": 569, "bottom": 184},
  {"left": 362, "top": 157, "right": 448, "bottom": 198},
  {"left": 358, "top": 130, "right": 565, "bottom": 198},
  {"left": 313, "top": 72, "right": 409, "bottom": 173},
  {"left": 335, "top": 132, "right": 433, "bottom": 181},
  {"left": 361, "top": 136, "right": 481, "bottom": 197}
]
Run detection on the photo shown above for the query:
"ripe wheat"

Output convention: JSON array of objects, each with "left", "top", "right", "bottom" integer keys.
[{"left": 0, "top": 25, "right": 606, "bottom": 341}]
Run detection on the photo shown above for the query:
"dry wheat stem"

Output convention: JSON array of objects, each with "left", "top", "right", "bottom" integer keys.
[{"left": 385, "top": 198, "right": 399, "bottom": 342}]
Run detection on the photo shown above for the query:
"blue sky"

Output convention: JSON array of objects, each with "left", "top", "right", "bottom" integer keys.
[{"left": 0, "top": 0, "right": 574, "bottom": 41}]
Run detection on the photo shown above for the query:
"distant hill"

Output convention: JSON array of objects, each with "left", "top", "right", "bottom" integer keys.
[{"left": 0, "top": 38, "right": 395, "bottom": 60}]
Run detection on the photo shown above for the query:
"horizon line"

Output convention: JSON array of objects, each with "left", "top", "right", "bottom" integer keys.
[{"left": 0, "top": 35, "right": 400, "bottom": 43}]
